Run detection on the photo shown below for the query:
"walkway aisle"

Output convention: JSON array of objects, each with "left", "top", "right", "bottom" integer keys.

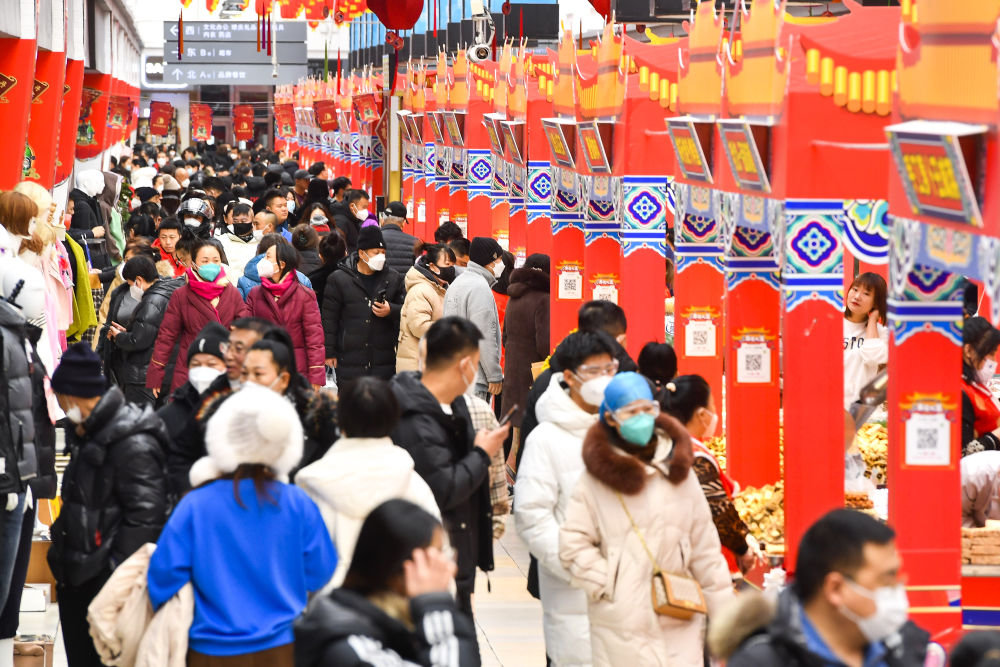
[{"left": 475, "top": 519, "right": 546, "bottom": 666}]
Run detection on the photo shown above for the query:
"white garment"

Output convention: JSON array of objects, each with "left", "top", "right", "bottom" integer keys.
[
  {"left": 843, "top": 318, "right": 888, "bottom": 410},
  {"left": 216, "top": 233, "right": 259, "bottom": 281},
  {"left": 961, "top": 450, "right": 1000, "bottom": 527},
  {"left": 295, "top": 436, "right": 442, "bottom": 590},
  {"left": 515, "top": 373, "right": 596, "bottom": 666}
]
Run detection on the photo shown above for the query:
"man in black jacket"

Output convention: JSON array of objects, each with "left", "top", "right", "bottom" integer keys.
[
  {"left": 322, "top": 226, "right": 404, "bottom": 382},
  {"left": 390, "top": 317, "right": 509, "bottom": 619},
  {"left": 331, "top": 189, "right": 370, "bottom": 253},
  {"left": 717, "top": 510, "right": 930, "bottom": 667},
  {"left": 108, "top": 256, "right": 183, "bottom": 405},
  {"left": 48, "top": 344, "right": 169, "bottom": 667},
  {"left": 379, "top": 200, "right": 418, "bottom": 274}
]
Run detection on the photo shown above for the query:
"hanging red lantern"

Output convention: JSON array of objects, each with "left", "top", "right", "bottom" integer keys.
[
  {"left": 366, "top": 0, "right": 422, "bottom": 30},
  {"left": 587, "top": 0, "right": 610, "bottom": 21}
]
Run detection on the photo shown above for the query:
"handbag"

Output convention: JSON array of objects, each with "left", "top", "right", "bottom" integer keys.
[{"left": 617, "top": 493, "right": 708, "bottom": 620}]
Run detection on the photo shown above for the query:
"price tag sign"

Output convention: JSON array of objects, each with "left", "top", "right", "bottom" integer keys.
[
  {"left": 718, "top": 119, "right": 770, "bottom": 193},
  {"left": 685, "top": 319, "right": 717, "bottom": 357},
  {"left": 417, "top": 201, "right": 426, "bottom": 224},
  {"left": 904, "top": 412, "right": 951, "bottom": 466},
  {"left": 483, "top": 114, "right": 505, "bottom": 155},
  {"left": 886, "top": 120, "right": 984, "bottom": 227},
  {"left": 559, "top": 268, "right": 583, "bottom": 300},
  {"left": 667, "top": 117, "right": 712, "bottom": 184},
  {"left": 578, "top": 121, "right": 611, "bottom": 175},
  {"left": 737, "top": 342, "right": 771, "bottom": 384},
  {"left": 542, "top": 119, "right": 576, "bottom": 169}
]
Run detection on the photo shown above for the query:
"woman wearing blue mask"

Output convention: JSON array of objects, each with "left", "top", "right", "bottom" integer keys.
[
  {"left": 147, "top": 240, "right": 249, "bottom": 400},
  {"left": 558, "top": 372, "right": 733, "bottom": 667}
]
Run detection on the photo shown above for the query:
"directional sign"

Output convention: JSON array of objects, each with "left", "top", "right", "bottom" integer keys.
[
  {"left": 163, "top": 64, "right": 308, "bottom": 86},
  {"left": 165, "top": 42, "right": 307, "bottom": 64},
  {"left": 164, "top": 21, "right": 307, "bottom": 43}
]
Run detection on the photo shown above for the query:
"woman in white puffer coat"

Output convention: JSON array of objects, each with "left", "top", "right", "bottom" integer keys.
[
  {"left": 296, "top": 376, "right": 442, "bottom": 590},
  {"left": 515, "top": 332, "right": 620, "bottom": 666}
]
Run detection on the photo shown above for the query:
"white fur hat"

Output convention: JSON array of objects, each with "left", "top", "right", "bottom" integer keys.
[{"left": 189, "top": 383, "right": 304, "bottom": 487}]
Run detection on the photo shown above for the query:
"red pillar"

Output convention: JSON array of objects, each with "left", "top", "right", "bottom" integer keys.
[
  {"left": 56, "top": 58, "right": 85, "bottom": 187},
  {"left": 0, "top": 37, "right": 38, "bottom": 189},
  {"left": 77, "top": 72, "right": 112, "bottom": 162},
  {"left": 449, "top": 145, "right": 469, "bottom": 238},
  {"left": 582, "top": 174, "right": 621, "bottom": 305},
  {"left": 25, "top": 48, "right": 66, "bottom": 188},
  {"left": 525, "top": 95, "right": 554, "bottom": 258}
]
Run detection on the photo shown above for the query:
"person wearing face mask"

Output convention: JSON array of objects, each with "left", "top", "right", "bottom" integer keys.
[
  {"left": 147, "top": 240, "right": 249, "bottom": 401},
  {"left": 390, "top": 317, "right": 510, "bottom": 620},
  {"left": 331, "top": 189, "right": 370, "bottom": 253},
  {"left": 177, "top": 196, "right": 214, "bottom": 240},
  {"left": 559, "top": 371, "right": 729, "bottom": 667},
  {"left": 237, "top": 233, "right": 314, "bottom": 300},
  {"left": 263, "top": 188, "right": 293, "bottom": 240},
  {"left": 379, "top": 201, "right": 419, "bottom": 274},
  {"left": 291, "top": 223, "right": 323, "bottom": 275},
  {"left": 48, "top": 343, "right": 170, "bottom": 667},
  {"left": 68, "top": 170, "right": 110, "bottom": 269},
  {"left": 514, "top": 331, "right": 618, "bottom": 667},
  {"left": 397, "top": 243, "right": 457, "bottom": 372},
  {"left": 443, "top": 237, "right": 506, "bottom": 401},
  {"left": 155, "top": 322, "right": 229, "bottom": 502},
  {"left": 661, "top": 374, "right": 759, "bottom": 577},
  {"left": 216, "top": 202, "right": 259, "bottom": 280},
  {"left": 715, "top": 510, "right": 930, "bottom": 667},
  {"left": 962, "top": 316, "right": 1000, "bottom": 457},
  {"left": 105, "top": 255, "right": 183, "bottom": 405},
  {"left": 299, "top": 201, "right": 332, "bottom": 234},
  {"left": 322, "top": 225, "right": 405, "bottom": 382}
]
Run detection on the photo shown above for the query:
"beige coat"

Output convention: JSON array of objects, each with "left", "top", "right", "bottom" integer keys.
[
  {"left": 396, "top": 265, "right": 447, "bottom": 372},
  {"left": 559, "top": 417, "right": 733, "bottom": 667}
]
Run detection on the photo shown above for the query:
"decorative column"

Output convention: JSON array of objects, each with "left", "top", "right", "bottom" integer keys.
[
  {"left": 620, "top": 175, "right": 672, "bottom": 347},
  {"left": 722, "top": 193, "right": 782, "bottom": 488},
  {"left": 508, "top": 160, "right": 527, "bottom": 263},
  {"left": 421, "top": 107, "right": 437, "bottom": 240},
  {"left": 526, "top": 159, "right": 553, "bottom": 258},
  {"left": 489, "top": 152, "right": 509, "bottom": 247},
  {"left": 0, "top": 34, "right": 37, "bottom": 188},
  {"left": 673, "top": 183, "right": 725, "bottom": 417},
  {"left": 25, "top": 48, "right": 67, "bottom": 187},
  {"left": 76, "top": 72, "right": 111, "bottom": 164},
  {"left": 467, "top": 148, "right": 493, "bottom": 239},
  {"left": 449, "top": 145, "right": 468, "bottom": 236},
  {"left": 549, "top": 165, "right": 585, "bottom": 348},
  {"left": 781, "top": 199, "right": 846, "bottom": 566},
  {"left": 401, "top": 132, "right": 416, "bottom": 221},
  {"left": 56, "top": 57, "right": 85, "bottom": 187},
  {"left": 582, "top": 174, "right": 621, "bottom": 303}
]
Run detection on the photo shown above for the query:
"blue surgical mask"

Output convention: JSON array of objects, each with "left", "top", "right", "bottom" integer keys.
[
  {"left": 619, "top": 413, "right": 656, "bottom": 446},
  {"left": 197, "top": 263, "right": 222, "bottom": 282}
]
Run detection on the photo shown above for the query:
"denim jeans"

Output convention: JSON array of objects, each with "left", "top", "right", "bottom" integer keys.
[{"left": 0, "top": 492, "right": 25, "bottom": 610}]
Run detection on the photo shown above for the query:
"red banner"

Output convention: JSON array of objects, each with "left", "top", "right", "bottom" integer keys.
[
  {"left": 0, "top": 37, "right": 37, "bottom": 189},
  {"left": 24, "top": 49, "right": 66, "bottom": 188},
  {"left": 314, "top": 100, "right": 338, "bottom": 131},
  {"left": 56, "top": 59, "right": 84, "bottom": 185},
  {"left": 107, "top": 95, "right": 130, "bottom": 132},
  {"left": 77, "top": 72, "right": 111, "bottom": 159},
  {"left": 191, "top": 103, "right": 213, "bottom": 141},
  {"left": 274, "top": 102, "right": 296, "bottom": 137},
  {"left": 149, "top": 101, "right": 173, "bottom": 136},
  {"left": 233, "top": 104, "right": 255, "bottom": 141}
]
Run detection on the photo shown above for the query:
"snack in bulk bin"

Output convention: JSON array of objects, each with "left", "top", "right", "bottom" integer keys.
[
  {"left": 962, "top": 520, "right": 1000, "bottom": 565},
  {"left": 856, "top": 422, "right": 888, "bottom": 486},
  {"left": 733, "top": 482, "right": 785, "bottom": 545},
  {"left": 844, "top": 492, "right": 874, "bottom": 510},
  {"left": 704, "top": 430, "right": 784, "bottom": 476}
]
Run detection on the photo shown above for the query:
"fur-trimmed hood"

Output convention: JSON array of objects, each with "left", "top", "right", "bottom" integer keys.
[
  {"left": 506, "top": 266, "right": 550, "bottom": 299},
  {"left": 707, "top": 590, "right": 778, "bottom": 660},
  {"left": 580, "top": 413, "right": 694, "bottom": 495}
]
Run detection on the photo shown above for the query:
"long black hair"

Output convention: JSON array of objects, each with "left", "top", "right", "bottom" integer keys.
[{"left": 659, "top": 374, "right": 712, "bottom": 424}]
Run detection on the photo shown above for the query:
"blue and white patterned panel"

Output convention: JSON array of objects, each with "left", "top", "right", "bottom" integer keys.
[
  {"left": 490, "top": 154, "right": 508, "bottom": 210},
  {"left": 435, "top": 146, "right": 451, "bottom": 188},
  {"left": 888, "top": 264, "right": 964, "bottom": 347},
  {"left": 843, "top": 199, "right": 889, "bottom": 265},
  {"left": 449, "top": 148, "right": 466, "bottom": 195},
  {"left": 332, "top": 131, "right": 341, "bottom": 161},
  {"left": 551, "top": 168, "right": 582, "bottom": 235},
  {"left": 621, "top": 175, "right": 668, "bottom": 258},
  {"left": 527, "top": 161, "right": 552, "bottom": 224},
  {"left": 424, "top": 143, "right": 435, "bottom": 182},
  {"left": 782, "top": 199, "right": 844, "bottom": 313},
  {"left": 508, "top": 162, "right": 526, "bottom": 214},
  {"left": 467, "top": 149, "right": 492, "bottom": 201},
  {"left": 350, "top": 132, "right": 360, "bottom": 165}
]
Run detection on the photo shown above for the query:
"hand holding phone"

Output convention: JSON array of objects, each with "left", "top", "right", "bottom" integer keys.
[{"left": 497, "top": 403, "right": 519, "bottom": 429}]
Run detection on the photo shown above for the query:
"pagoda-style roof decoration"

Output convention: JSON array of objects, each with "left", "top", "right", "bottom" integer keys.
[
  {"left": 677, "top": 0, "right": 725, "bottom": 117},
  {"left": 435, "top": 50, "right": 449, "bottom": 107},
  {"left": 450, "top": 48, "right": 470, "bottom": 111},
  {"left": 577, "top": 23, "right": 625, "bottom": 119},
  {"left": 896, "top": 0, "right": 1000, "bottom": 125},
  {"left": 553, "top": 29, "right": 578, "bottom": 118},
  {"left": 626, "top": 35, "right": 681, "bottom": 112},
  {"left": 725, "top": 0, "right": 790, "bottom": 120},
  {"left": 412, "top": 60, "right": 427, "bottom": 112},
  {"left": 494, "top": 41, "right": 514, "bottom": 113},
  {"left": 508, "top": 43, "right": 529, "bottom": 120}
]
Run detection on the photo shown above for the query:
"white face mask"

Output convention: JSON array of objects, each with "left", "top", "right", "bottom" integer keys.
[
  {"left": 156, "top": 158, "right": 167, "bottom": 167},
  {"left": 978, "top": 359, "right": 998, "bottom": 386},
  {"left": 492, "top": 260, "right": 505, "bottom": 279},
  {"left": 188, "top": 366, "right": 224, "bottom": 394},
  {"left": 287, "top": 200, "right": 296, "bottom": 214},
  {"left": 840, "top": 581, "right": 909, "bottom": 644},
  {"left": 459, "top": 358, "right": 476, "bottom": 393},
  {"left": 354, "top": 207, "right": 370, "bottom": 220},
  {"left": 256, "top": 258, "right": 276, "bottom": 279},
  {"left": 65, "top": 405, "right": 84, "bottom": 424},
  {"left": 310, "top": 215, "right": 328, "bottom": 227},
  {"left": 252, "top": 229, "right": 264, "bottom": 241},
  {"left": 181, "top": 178, "right": 190, "bottom": 188},
  {"left": 155, "top": 185, "right": 164, "bottom": 194},
  {"left": 129, "top": 283, "right": 143, "bottom": 302},
  {"left": 364, "top": 252, "right": 386, "bottom": 272},
  {"left": 130, "top": 197, "right": 141, "bottom": 209},
  {"left": 184, "top": 217, "right": 201, "bottom": 228},
  {"left": 575, "top": 374, "right": 612, "bottom": 408},
  {"left": 704, "top": 410, "right": 720, "bottom": 439}
]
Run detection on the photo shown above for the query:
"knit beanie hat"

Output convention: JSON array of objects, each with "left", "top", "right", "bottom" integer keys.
[
  {"left": 187, "top": 321, "right": 229, "bottom": 364},
  {"left": 190, "top": 383, "right": 304, "bottom": 486},
  {"left": 357, "top": 225, "right": 386, "bottom": 251},
  {"left": 135, "top": 186, "right": 158, "bottom": 203},
  {"left": 51, "top": 343, "right": 105, "bottom": 398},
  {"left": 600, "top": 371, "right": 655, "bottom": 424},
  {"left": 469, "top": 237, "right": 503, "bottom": 267},
  {"left": 306, "top": 179, "right": 330, "bottom": 201}
]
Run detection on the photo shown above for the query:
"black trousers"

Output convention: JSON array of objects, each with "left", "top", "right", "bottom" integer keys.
[
  {"left": 0, "top": 503, "right": 35, "bottom": 638},
  {"left": 58, "top": 573, "right": 109, "bottom": 667}
]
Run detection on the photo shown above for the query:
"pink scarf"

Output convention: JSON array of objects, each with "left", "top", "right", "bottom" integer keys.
[
  {"left": 262, "top": 270, "right": 296, "bottom": 300},
  {"left": 186, "top": 267, "right": 228, "bottom": 306}
]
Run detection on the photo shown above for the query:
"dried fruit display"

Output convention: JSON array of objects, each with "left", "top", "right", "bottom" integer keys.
[
  {"left": 734, "top": 482, "right": 785, "bottom": 545},
  {"left": 856, "top": 422, "right": 888, "bottom": 486}
]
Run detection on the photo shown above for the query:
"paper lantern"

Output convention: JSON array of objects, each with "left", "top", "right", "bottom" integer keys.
[{"left": 367, "top": 0, "right": 422, "bottom": 30}]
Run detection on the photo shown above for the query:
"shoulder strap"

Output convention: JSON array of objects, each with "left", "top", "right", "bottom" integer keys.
[{"left": 616, "top": 492, "right": 663, "bottom": 575}]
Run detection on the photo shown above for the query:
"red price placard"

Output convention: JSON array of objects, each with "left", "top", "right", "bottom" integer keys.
[
  {"left": 427, "top": 111, "right": 446, "bottom": 145},
  {"left": 483, "top": 115, "right": 504, "bottom": 155},
  {"left": 501, "top": 121, "right": 524, "bottom": 165},
  {"left": 719, "top": 121, "right": 770, "bottom": 193},
  {"left": 667, "top": 118, "right": 712, "bottom": 184},
  {"left": 542, "top": 120, "right": 575, "bottom": 169},
  {"left": 887, "top": 127, "right": 982, "bottom": 227},
  {"left": 578, "top": 121, "right": 611, "bottom": 174}
]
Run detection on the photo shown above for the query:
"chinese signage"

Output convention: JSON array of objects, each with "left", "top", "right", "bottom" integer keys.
[
  {"left": 443, "top": 111, "right": 465, "bottom": 148},
  {"left": 542, "top": 120, "right": 575, "bottom": 169},
  {"left": 577, "top": 120, "right": 611, "bottom": 175},
  {"left": 501, "top": 121, "right": 524, "bottom": 165},
  {"left": 718, "top": 119, "right": 770, "bottom": 193},
  {"left": 667, "top": 117, "right": 712, "bottom": 184},
  {"left": 163, "top": 21, "right": 307, "bottom": 43},
  {"left": 483, "top": 114, "right": 505, "bottom": 155},
  {"left": 886, "top": 121, "right": 984, "bottom": 228},
  {"left": 427, "top": 111, "right": 446, "bottom": 145}
]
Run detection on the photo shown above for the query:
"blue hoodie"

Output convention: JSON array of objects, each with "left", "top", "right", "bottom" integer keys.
[
  {"left": 237, "top": 254, "right": 313, "bottom": 300},
  {"left": 148, "top": 479, "right": 337, "bottom": 656}
]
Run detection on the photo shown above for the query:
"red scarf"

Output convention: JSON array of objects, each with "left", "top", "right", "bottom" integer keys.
[
  {"left": 152, "top": 238, "right": 185, "bottom": 277},
  {"left": 262, "top": 270, "right": 296, "bottom": 300},
  {"left": 964, "top": 377, "right": 1000, "bottom": 437},
  {"left": 186, "top": 266, "right": 228, "bottom": 305}
]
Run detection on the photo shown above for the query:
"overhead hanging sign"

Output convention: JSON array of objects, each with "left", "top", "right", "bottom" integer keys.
[
  {"left": 163, "top": 21, "right": 307, "bottom": 43},
  {"left": 577, "top": 120, "right": 612, "bottom": 175},
  {"left": 542, "top": 119, "right": 577, "bottom": 169},
  {"left": 718, "top": 119, "right": 771, "bottom": 194},
  {"left": 162, "top": 64, "right": 307, "bottom": 86},
  {"left": 165, "top": 42, "right": 308, "bottom": 64},
  {"left": 885, "top": 120, "right": 985, "bottom": 228}
]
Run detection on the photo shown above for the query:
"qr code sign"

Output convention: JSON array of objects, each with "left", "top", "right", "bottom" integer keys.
[
  {"left": 745, "top": 353, "right": 763, "bottom": 372},
  {"left": 559, "top": 271, "right": 583, "bottom": 300},
  {"left": 916, "top": 428, "right": 937, "bottom": 450},
  {"left": 692, "top": 330, "right": 709, "bottom": 347}
]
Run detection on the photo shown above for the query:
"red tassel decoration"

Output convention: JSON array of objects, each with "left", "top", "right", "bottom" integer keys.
[
  {"left": 433, "top": 0, "right": 437, "bottom": 38},
  {"left": 178, "top": 11, "right": 184, "bottom": 61},
  {"left": 257, "top": 12, "right": 261, "bottom": 51},
  {"left": 267, "top": 11, "right": 272, "bottom": 56},
  {"left": 337, "top": 44, "right": 342, "bottom": 95}
]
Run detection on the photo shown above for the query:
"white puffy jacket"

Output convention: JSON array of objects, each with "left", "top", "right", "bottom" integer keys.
[
  {"left": 515, "top": 373, "right": 597, "bottom": 666},
  {"left": 295, "top": 436, "right": 442, "bottom": 590}
]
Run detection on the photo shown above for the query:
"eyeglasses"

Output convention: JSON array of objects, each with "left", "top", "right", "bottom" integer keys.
[
  {"left": 613, "top": 400, "right": 660, "bottom": 422},
  {"left": 574, "top": 359, "right": 619, "bottom": 380}
]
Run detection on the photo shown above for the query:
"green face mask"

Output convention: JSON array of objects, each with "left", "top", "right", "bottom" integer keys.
[
  {"left": 198, "top": 263, "right": 222, "bottom": 282},
  {"left": 619, "top": 413, "right": 656, "bottom": 446}
]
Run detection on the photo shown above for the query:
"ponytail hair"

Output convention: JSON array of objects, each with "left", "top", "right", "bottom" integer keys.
[{"left": 659, "top": 374, "right": 712, "bottom": 425}]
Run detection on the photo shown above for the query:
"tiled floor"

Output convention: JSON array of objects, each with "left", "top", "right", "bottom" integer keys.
[{"left": 20, "top": 516, "right": 545, "bottom": 667}]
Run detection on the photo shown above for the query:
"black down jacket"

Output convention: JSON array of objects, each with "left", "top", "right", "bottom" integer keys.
[
  {"left": 67, "top": 188, "right": 110, "bottom": 271},
  {"left": 294, "top": 589, "right": 480, "bottom": 667},
  {"left": 25, "top": 324, "right": 56, "bottom": 499},
  {"left": 0, "top": 301, "right": 36, "bottom": 496},
  {"left": 381, "top": 223, "right": 418, "bottom": 275},
  {"left": 389, "top": 372, "right": 494, "bottom": 590},
  {"left": 322, "top": 253, "right": 404, "bottom": 381},
  {"left": 107, "top": 278, "right": 183, "bottom": 387},
  {"left": 47, "top": 387, "right": 169, "bottom": 588}
]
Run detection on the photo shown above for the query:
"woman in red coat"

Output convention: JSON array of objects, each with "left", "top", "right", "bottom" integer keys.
[
  {"left": 246, "top": 241, "right": 326, "bottom": 389},
  {"left": 147, "top": 240, "right": 249, "bottom": 397}
]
